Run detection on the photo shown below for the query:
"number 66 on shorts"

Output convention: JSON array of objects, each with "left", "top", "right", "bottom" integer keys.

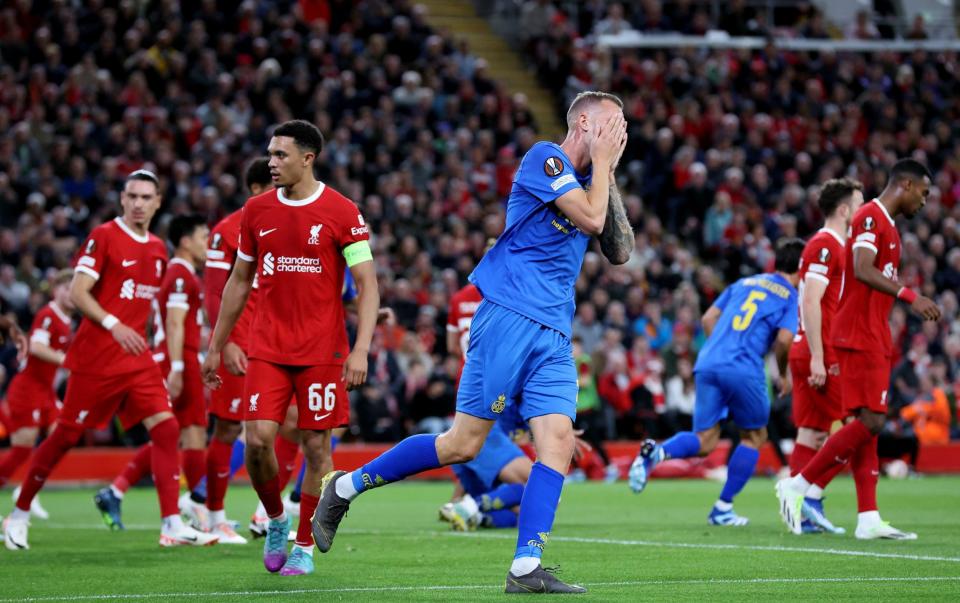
[{"left": 244, "top": 358, "right": 349, "bottom": 430}]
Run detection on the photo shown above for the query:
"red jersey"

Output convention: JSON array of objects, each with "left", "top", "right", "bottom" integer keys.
[
  {"left": 205, "top": 209, "right": 258, "bottom": 351},
  {"left": 159, "top": 258, "right": 202, "bottom": 352},
  {"left": 69, "top": 218, "right": 168, "bottom": 375},
  {"left": 789, "top": 228, "right": 846, "bottom": 363},
  {"left": 237, "top": 183, "right": 370, "bottom": 366},
  {"left": 447, "top": 284, "right": 483, "bottom": 357},
  {"left": 831, "top": 199, "right": 901, "bottom": 354},
  {"left": 19, "top": 302, "right": 72, "bottom": 388}
]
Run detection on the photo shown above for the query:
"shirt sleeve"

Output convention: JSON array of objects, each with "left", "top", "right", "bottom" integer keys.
[
  {"left": 516, "top": 143, "right": 583, "bottom": 203},
  {"left": 29, "top": 312, "right": 52, "bottom": 346},
  {"left": 851, "top": 210, "right": 879, "bottom": 256},
  {"left": 74, "top": 228, "right": 110, "bottom": 281},
  {"left": 712, "top": 284, "right": 734, "bottom": 312},
  {"left": 166, "top": 273, "right": 191, "bottom": 311},
  {"left": 802, "top": 244, "right": 832, "bottom": 285},
  {"left": 339, "top": 202, "right": 372, "bottom": 267},
  {"left": 236, "top": 207, "right": 255, "bottom": 263}
]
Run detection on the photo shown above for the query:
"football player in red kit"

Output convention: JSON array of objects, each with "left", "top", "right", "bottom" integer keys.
[
  {"left": 0, "top": 269, "right": 75, "bottom": 519},
  {"left": 4, "top": 170, "right": 217, "bottom": 550},
  {"left": 785, "top": 178, "right": 864, "bottom": 534},
  {"left": 203, "top": 120, "right": 379, "bottom": 575},
  {"left": 778, "top": 160, "right": 941, "bottom": 539}
]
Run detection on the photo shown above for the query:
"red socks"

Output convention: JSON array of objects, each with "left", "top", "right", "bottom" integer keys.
[
  {"left": 148, "top": 418, "right": 182, "bottom": 518},
  {"left": 800, "top": 420, "right": 873, "bottom": 485},
  {"left": 112, "top": 443, "right": 153, "bottom": 493},
  {"left": 295, "top": 493, "right": 320, "bottom": 547},
  {"left": 275, "top": 435, "right": 300, "bottom": 490},
  {"left": 0, "top": 446, "right": 32, "bottom": 487},
  {"left": 181, "top": 448, "right": 205, "bottom": 491},
  {"left": 205, "top": 438, "right": 233, "bottom": 512},
  {"left": 814, "top": 460, "right": 846, "bottom": 490},
  {"left": 15, "top": 425, "right": 83, "bottom": 512},
  {"left": 251, "top": 474, "right": 284, "bottom": 518},
  {"left": 852, "top": 434, "right": 880, "bottom": 512},
  {"left": 788, "top": 443, "right": 816, "bottom": 476}
]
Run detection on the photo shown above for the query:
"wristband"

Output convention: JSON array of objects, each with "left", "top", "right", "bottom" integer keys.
[
  {"left": 170, "top": 360, "right": 185, "bottom": 372},
  {"left": 897, "top": 287, "right": 918, "bottom": 304},
  {"left": 101, "top": 314, "right": 119, "bottom": 330}
]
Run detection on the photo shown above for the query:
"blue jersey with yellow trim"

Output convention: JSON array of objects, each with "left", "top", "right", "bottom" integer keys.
[
  {"left": 469, "top": 141, "right": 592, "bottom": 337},
  {"left": 695, "top": 273, "right": 798, "bottom": 375}
]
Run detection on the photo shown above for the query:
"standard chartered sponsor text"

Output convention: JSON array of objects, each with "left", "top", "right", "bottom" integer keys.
[{"left": 277, "top": 255, "right": 323, "bottom": 273}]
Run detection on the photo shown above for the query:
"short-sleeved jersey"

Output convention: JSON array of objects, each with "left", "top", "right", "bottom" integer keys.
[
  {"left": 18, "top": 302, "right": 72, "bottom": 387},
  {"left": 788, "top": 228, "right": 846, "bottom": 363},
  {"left": 237, "top": 183, "right": 369, "bottom": 366},
  {"left": 159, "top": 258, "right": 202, "bottom": 352},
  {"left": 447, "top": 283, "right": 483, "bottom": 355},
  {"left": 205, "top": 210, "right": 258, "bottom": 351},
  {"left": 695, "top": 272, "right": 798, "bottom": 375},
  {"left": 470, "top": 141, "right": 592, "bottom": 338},
  {"left": 69, "top": 218, "right": 168, "bottom": 375},
  {"left": 831, "top": 199, "right": 901, "bottom": 354}
]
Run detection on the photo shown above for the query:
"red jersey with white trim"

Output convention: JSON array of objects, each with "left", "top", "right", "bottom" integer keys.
[
  {"left": 69, "top": 218, "right": 168, "bottom": 375},
  {"left": 447, "top": 284, "right": 483, "bottom": 359},
  {"left": 159, "top": 258, "right": 202, "bottom": 352},
  {"left": 788, "top": 228, "right": 846, "bottom": 363},
  {"left": 237, "top": 183, "right": 370, "bottom": 366},
  {"left": 19, "top": 302, "right": 72, "bottom": 387},
  {"left": 205, "top": 210, "right": 258, "bottom": 351},
  {"left": 831, "top": 199, "right": 901, "bottom": 354}
]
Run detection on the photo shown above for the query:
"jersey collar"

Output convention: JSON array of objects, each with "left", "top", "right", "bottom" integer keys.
[
  {"left": 818, "top": 226, "right": 844, "bottom": 247},
  {"left": 113, "top": 217, "right": 150, "bottom": 244},
  {"left": 871, "top": 198, "right": 896, "bottom": 227},
  {"left": 169, "top": 257, "right": 196, "bottom": 274},
  {"left": 50, "top": 302, "right": 70, "bottom": 325},
  {"left": 277, "top": 181, "right": 326, "bottom": 207}
]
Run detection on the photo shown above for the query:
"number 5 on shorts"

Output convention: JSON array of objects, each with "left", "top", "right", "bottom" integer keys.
[{"left": 308, "top": 383, "right": 337, "bottom": 412}]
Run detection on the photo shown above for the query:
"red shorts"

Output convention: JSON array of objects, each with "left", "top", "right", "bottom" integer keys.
[
  {"left": 209, "top": 361, "right": 246, "bottom": 422},
  {"left": 789, "top": 356, "right": 843, "bottom": 432},
  {"left": 243, "top": 359, "right": 348, "bottom": 431},
  {"left": 159, "top": 353, "right": 207, "bottom": 428},
  {"left": 60, "top": 365, "right": 173, "bottom": 430},
  {"left": 4, "top": 375, "right": 59, "bottom": 431},
  {"left": 838, "top": 348, "right": 891, "bottom": 415}
]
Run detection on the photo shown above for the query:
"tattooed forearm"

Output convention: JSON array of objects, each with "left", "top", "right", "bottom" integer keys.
[{"left": 598, "top": 182, "right": 633, "bottom": 265}]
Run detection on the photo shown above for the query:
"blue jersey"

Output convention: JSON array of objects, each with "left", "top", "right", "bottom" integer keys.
[
  {"left": 470, "top": 141, "right": 592, "bottom": 337},
  {"left": 342, "top": 268, "right": 357, "bottom": 302},
  {"left": 695, "top": 273, "right": 798, "bottom": 376}
]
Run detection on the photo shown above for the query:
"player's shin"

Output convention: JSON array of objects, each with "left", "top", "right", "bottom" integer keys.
[
  {"left": 795, "top": 420, "right": 872, "bottom": 488},
  {"left": 661, "top": 431, "right": 701, "bottom": 459},
  {"left": 512, "top": 462, "right": 564, "bottom": 576},
  {"left": 480, "top": 483, "right": 524, "bottom": 512},
  {"left": 205, "top": 438, "right": 234, "bottom": 513},
  {"left": 112, "top": 443, "right": 153, "bottom": 495},
  {"left": 718, "top": 444, "right": 759, "bottom": 505},
  {"left": 336, "top": 433, "right": 441, "bottom": 501},
  {"left": 0, "top": 446, "right": 32, "bottom": 487},
  {"left": 13, "top": 424, "right": 83, "bottom": 515},
  {"left": 851, "top": 435, "right": 880, "bottom": 514},
  {"left": 148, "top": 417, "right": 183, "bottom": 519}
]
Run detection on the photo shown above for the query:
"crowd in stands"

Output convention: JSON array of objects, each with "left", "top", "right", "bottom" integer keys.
[{"left": 0, "top": 0, "right": 957, "bottom": 454}]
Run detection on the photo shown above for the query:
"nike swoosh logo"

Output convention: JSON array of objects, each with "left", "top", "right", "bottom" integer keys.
[
  {"left": 122, "top": 260, "right": 138, "bottom": 267},
  {"left": 182, "top": 535, "right": 198, "bottom": 542},
  {"left": 314, "top": 412, "right": 332, "bottom": 421},
  {"left": 216, "top": 471, "right": 230, "bottom": 478},
  {"left": 259, "top": 228, "right": 277, "bottom": 237}
]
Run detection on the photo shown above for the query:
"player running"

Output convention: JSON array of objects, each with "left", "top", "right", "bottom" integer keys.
[
  {"left": 202, "top": 120, "right": 379, "bottom": 576},
  {"left": 629, "top": 239, "right": 804, "bottom": 527},
  {"left": 0, "top": 269, "right": 75, "bottom": 520},
  {"left": 4, "top": 170, "right": 217, "bottom": 549},
  {"left": 777, "top": 159, "right": 941, "bottom": 539},
  {"left": 785, "top": 178, "right": 864, "bottom": 534},
  {"left": 312, "top": 91, "right": 633, "bottom": 594}
]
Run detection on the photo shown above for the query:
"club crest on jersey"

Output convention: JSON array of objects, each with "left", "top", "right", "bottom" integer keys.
[
  {"left": 308, "top": 224, "right": 323, "bottom": 245},
  {"left": 543, "top": 156, "right": 564, "bottom": 177},
  {"left": 211, "top": 233, "right": 222, "bottom": 250},
  {"left": 818, "top": 248, "right": 831, "bottom": 263},
  {"left": 863, "top": 216, "right": 875, "bottom": 231},
  {"left": 85, "top": 239, "right": 96, "bottom": 253},
  {"left": 491, "top": 393, "right": 506, "bottom": 414}
]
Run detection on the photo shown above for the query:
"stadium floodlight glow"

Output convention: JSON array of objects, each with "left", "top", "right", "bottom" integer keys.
[{"left": 598, "top": 31, "right": 960, "bottom": 52}]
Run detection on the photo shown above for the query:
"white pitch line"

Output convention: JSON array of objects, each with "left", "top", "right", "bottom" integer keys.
[
  {"left": 2, "top": 576, "right": 959, "bottom": 602},
  {"left": 445, "top": 531, "right": 960, "bottom": 564}
]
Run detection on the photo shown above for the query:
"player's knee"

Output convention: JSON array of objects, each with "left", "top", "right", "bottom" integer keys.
[
  {"left": 436, "top": 431, "right": 482, "bottom": 464},
  {"left": 740, "top": 428, "right": 767, "bottom": 448},
  {"left": 696, "top": 429, "right": 719, "bottom": 454},
  {"left": 213, "top": 420, "right": 242, "bottom": 443},
  {"left": 858, "top": 411, "right": 885, "bottom": 435}
]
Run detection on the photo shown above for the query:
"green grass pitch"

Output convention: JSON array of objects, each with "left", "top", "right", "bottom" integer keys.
[{"left": 2, "top": 476, "right": 959, "bottom": 601}]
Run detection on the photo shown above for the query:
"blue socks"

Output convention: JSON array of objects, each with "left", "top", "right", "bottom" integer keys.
[
  {"left": 514, "top": 462, "right": 564, "bottom": 560},
  {"left": 480, "top": 483, "right": 524, "bottom": 512},
  {"left": 351, "top": 434, "right": 441, "bottom": 493},
  {"left": 486, "top": 509, "right": 518, "bottom": 528},
  {"left": 662, "top": 431, "right": 701, "bottom": 460},
  {"left": 719, "top": 444, "right": 759, "bottom": 503}
]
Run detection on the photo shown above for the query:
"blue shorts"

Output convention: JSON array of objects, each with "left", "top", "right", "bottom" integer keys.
[
  {"left": 457, "top": 300, "right": 577, "bottom": 424},
  {"left": 451, "top": 426, "right": 526, "bottom": 497},
  {"left": 693, "top": 369, "right": 770, "bottom": 432}
]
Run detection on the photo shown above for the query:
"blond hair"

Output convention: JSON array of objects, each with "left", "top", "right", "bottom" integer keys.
[{"left": 566, "top": 91, "right": 624, "bottom": 129}]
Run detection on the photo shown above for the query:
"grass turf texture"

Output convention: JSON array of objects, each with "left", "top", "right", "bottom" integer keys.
[{"left": 2, "top": 476, "right": 958, "bottom": 601}]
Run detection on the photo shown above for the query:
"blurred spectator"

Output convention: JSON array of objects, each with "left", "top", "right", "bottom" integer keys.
[{"left": 900, "top": 373, "right": 952, "bottom": 446}]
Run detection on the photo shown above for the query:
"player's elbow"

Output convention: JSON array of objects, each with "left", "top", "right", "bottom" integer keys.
[
  {"left": 582, "top": 218, "right": 605, "bottom": 237},
  {"left": 605, "top": 247, "right": 631, "bottom": 266}
]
